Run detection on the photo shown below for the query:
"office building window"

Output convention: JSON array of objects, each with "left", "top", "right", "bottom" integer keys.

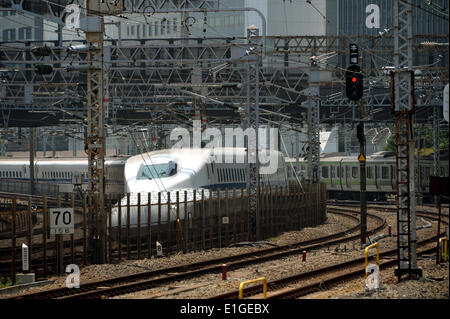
[
  {"left": 173, "top": 18, "right": 177, "bottom": 32},
  {"left": 3, "top": 29, "right": 16, "bottom": 41},
  {"left": 18, "top": 27, "right": 25, "bottom": 40},
  {"left": 25, "top": 27, "right": 31, "bottom": 39}
]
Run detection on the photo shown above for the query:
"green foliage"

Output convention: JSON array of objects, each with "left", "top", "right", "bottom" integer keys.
[
  {"left": 383, "top": 125, "right": 449, "bottom": 154},
  {"left": 0, "top": 276, "right": 13, "bottom": 288}
]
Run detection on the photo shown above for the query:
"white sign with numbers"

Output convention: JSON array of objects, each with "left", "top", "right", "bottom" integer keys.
[{"left": 50, "top": 208, "right": 74, "bottom": 235}]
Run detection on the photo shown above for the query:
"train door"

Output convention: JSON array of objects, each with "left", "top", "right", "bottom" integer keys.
[
  {"left": 345, "top": 165, "right": 351, "bottom": 189},
  {"left": 330, "top": 166, "right": 335, "bottom": 188},
  {"left": 374, "top": 165, "right": 379, "bottom": 190},
  {"left": 390, "top": 165, "right": 395, "bottom": 191}
]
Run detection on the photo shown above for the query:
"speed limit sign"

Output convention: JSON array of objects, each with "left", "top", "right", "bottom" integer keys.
[{"left": 50, "top": 208, "right": 74, "bottom": 235}]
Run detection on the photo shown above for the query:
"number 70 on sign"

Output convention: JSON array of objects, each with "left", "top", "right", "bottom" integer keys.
[{"left": 50, "top": 208, "right": 74, "bottom": 235}]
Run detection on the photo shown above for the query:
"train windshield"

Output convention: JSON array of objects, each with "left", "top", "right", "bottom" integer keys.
[{"left": 138, "top": 161, "right": 177, "bottom": 180}]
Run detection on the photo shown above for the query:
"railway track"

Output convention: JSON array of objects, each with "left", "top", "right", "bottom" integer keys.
[
  {"left": 210, "top": 211, "right": 448, "bottom": 299},
  {"left": 9, "top": 209, "right": 385, "bottom": 299}
]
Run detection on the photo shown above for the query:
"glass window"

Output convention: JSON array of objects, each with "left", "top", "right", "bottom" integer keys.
[
  {"left": 321, "top": 166, "right": 329, "bottom": 178},
  {"left": 138, "top": 162, "right": 177, "bottom": 180},
  {"left": 161, "top": 19, "right": 165, "bottom": 34},
  {"left": 25, "top": 27, "right": 32, "bottom": 40},
  {"left": 3, "top": 29, "right": 16, "bottom": 41},
  {"left": 167, "top": 19, "right": 171, "bottom": 33},
  {"left": 381, "top": 166, "right": 389, "bottom": 179},
  {"left": 18, "top": 27, "right": 25, "bottom": 40},
  {"left": 352, "top": 167, "right": 358, "bottom": 178},
  {"left": 173, "top": 18, "right": 177, "bottom": 32},
  {"left": 154, "top": 21, "right": 158, "bottom": 36},
  {"left": 366, "top": 167, "right": 373, "bottom": 179},
  {"left": 148, "top": 23, "right": 152, "bottom": 36},
  {"left": 336, "top": 166, "right": 340, "bottom": 178},
  {"left": 142, "top": 24, "right": 146, "bottom": 37}
]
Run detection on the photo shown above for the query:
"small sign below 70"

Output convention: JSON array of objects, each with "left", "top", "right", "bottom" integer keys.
[{"left": 50, "top": 208, "right": 74, "bottom": 235}]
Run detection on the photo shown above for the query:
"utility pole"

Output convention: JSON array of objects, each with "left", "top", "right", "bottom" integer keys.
[
  {"left": 84, "top": 0, "right": 122, "bottom": 264},
  {"left": 85, "top": 0, "right": 106, "bottom": 264},
  {"left": 246, "top": 25, "right": 261, "bottom": 241},
  {"left": 392, "top": 0, "right": 421, "bottom": 280},
  {"left": 307, "top": 59, "right": 320, "bottom": 183},
  {"left": 359, "top": 54, "right": 367, "bottom": 247},
  {"left": 357, "top": 113, "right": 367, "bottom": 246},
  {"left": 29, "top": 127, "right": 35, "bottom": 195}
]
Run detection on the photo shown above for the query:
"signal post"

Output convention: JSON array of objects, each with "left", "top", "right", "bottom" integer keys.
[{"left": 346, "top": 44, "right": 366, "bottom": 246}]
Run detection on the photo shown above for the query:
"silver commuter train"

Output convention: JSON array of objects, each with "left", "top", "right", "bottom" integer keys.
[{"left": 285, "top": 151, "right": 449, "bottom": 201}]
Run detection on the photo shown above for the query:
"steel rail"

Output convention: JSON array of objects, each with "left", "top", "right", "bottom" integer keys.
[
  {"left": 9, "top": 209, "right": 382, "bottom": 299},
  {"left": 210, "top": 211, "right": 447, "bottom": 299}
]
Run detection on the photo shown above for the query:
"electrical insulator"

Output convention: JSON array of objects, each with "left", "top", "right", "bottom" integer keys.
[
  {"left": 31, "top": 46, "right": 52, "bottom": 56},
  {"left": 34, "top": 64, "right": 53, "bottom": 75}
]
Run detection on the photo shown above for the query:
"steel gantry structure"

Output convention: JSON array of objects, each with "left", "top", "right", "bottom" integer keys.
[
  {"left": 0, "top": 2, "right": 448, "bottom": 251},
  {"left": 392, "top": 0, "right": 421, "bottom": 280}
]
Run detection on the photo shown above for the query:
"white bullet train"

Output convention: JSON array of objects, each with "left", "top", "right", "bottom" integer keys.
[
  {"left": 111, "top": 147, "right": 288, "bottom": 227},
  {"left": 0, "top": 157, "right": 127, "bottom": 194}
]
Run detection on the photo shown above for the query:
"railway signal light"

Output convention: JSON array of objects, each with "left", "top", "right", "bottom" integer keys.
[
  {"left": 34, "top": 64, "right": 53, "bottom": 75},
  {"left": 346, "top": 64, "right": 363, "bottom": 101}
]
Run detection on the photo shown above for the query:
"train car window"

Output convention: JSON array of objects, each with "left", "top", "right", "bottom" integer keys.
[
  {"left": 331, "top": 166, "right": 335, "bottom": 178},
  {"left": 218, "top": 168, "right": 222, "bottom": 182},
  {"left": 382, "top": 166, "right": 389, "bottom": 179},
  {"left": 352, "top": 167, "right": 358, "bottom": 178},
  {"left": 321, "top": 166, "right": 329, "bottom": 178},
  {"left": 440, "top": 167, "right": 445, "bottom": 176},
  {"left": 366, "top": 167, "right": 373, "bottom": 179},
  {"left": 336, "top": 166, "right": 340, "bottom": 178},
  {"left": 138, "top": 162, "right": 177, "bottom": 180},
  {"left": 425, "top": 167, "right": 431, "bottom": 179}
]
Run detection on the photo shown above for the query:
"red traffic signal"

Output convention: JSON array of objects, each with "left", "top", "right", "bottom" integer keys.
[{"left": 346, "top": 64, "right": 363, "bottom": 101}]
